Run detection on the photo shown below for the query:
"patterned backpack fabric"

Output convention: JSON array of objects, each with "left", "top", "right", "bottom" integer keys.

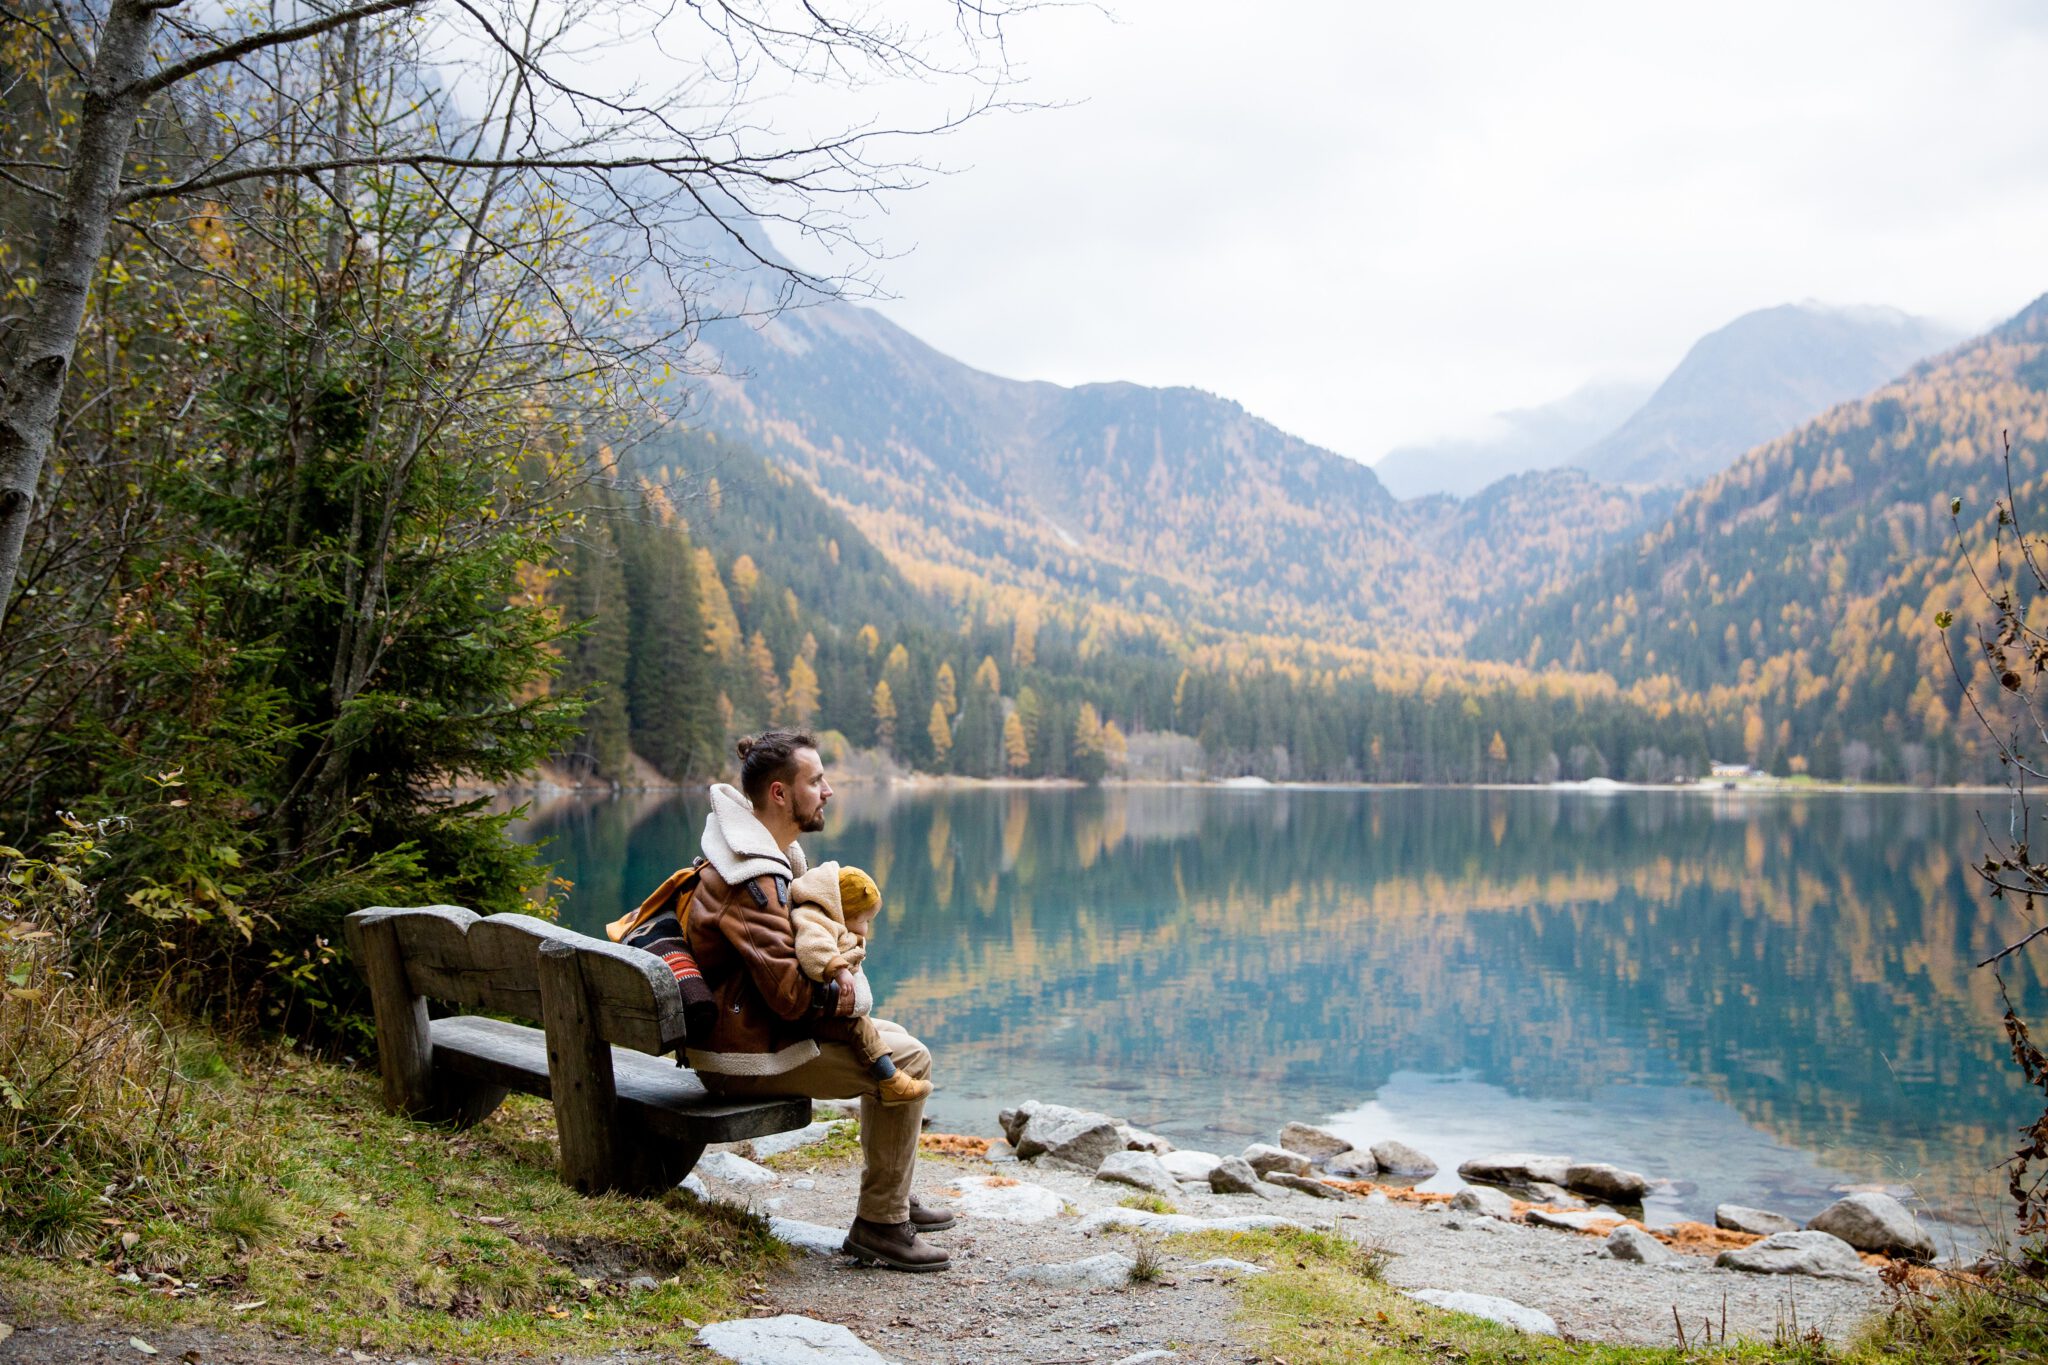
[{"left": 608, "top": 863, "right": 717, "bottom": 1045}]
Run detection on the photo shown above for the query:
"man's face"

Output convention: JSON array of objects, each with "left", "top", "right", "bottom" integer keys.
[{"left": 778, "top": 747, "right": 832, "bottom": 834}]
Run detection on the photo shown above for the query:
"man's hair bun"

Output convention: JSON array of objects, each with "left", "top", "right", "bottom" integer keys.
[
  {"left": 735, "top": 736, "right": 756, "bottom": 760},
  {"left": 735, "top": 730, "right": 818, "bottom": 805}
]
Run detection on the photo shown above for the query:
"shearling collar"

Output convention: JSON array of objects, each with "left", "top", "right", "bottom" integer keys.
[{"left": 701, "top": 782, "right": 809, "bottom": 886}]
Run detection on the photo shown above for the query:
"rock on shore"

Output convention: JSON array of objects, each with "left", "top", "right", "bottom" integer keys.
[
  {"left": 1716, "top": 1230, "right": 1872, "bottom": 1281},
  {"left": 1806, "top": 1193, "right": 1936, "bottom": 1263}
]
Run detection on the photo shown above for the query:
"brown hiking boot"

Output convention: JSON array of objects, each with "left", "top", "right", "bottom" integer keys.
[
  {"left": 907, "top": 1195, "right": 956, "bottom": 1232},
  {"left": 877, "top": 1070, "right": 932, "bottom": 1106},
  {"left": 842, "top": 1217, "right": 951, "bottom": 1272}
]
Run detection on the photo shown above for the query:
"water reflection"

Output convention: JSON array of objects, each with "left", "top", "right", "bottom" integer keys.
[{"left": 514, "top": 786, "right": 2048, "bottom": 1246}]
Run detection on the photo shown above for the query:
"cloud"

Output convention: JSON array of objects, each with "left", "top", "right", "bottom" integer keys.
[{"left": 620, "top": 0, "right": 2048, "bottom": 460}]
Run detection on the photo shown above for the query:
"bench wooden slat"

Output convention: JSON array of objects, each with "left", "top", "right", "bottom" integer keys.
[
  {"left": 354, "top": 905, "right": 685, "bottom": 1054},
  {"left": 432, "top": 1015, "right": 814, "bottom": 1146}
]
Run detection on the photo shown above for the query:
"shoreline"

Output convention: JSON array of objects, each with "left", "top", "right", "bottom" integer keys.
[{"left": 449, "top": 772, "right": 2010, "bottom": 798}]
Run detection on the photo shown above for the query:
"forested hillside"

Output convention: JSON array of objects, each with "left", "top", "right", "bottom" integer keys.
[
  {"left": 685, "top": 290, "right": 1660, "bottom": 654},
  {"left": 1480, "top": 295, "right": 2048, "bottom": 783}
]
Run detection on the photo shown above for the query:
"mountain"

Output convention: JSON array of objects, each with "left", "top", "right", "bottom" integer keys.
[
  {"left": 1570, "top": 303, "right": 1961, "bottom": 489},
  {"left": 680, "top": 290, "right": 1657, "bottom": 654},
  {"left": 1476, "top": 293, "right": 2048, "bottom": 782},
  {"left": 1374, "top": 378, "right": 1653, "bottom": 500}
]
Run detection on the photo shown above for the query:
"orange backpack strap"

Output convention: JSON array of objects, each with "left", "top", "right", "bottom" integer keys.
[{"left": 606, "top": 860, "right": 705, "bottom": 943}]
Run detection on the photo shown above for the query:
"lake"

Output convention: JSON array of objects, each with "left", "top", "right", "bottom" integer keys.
[{"left": 510, "top": 784, "right": 2048, "bottom": 1252}]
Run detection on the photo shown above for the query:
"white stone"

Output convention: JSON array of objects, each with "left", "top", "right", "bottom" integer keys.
[
  {"left": 1209, "top": 1156, "right": 1263, "bottom": 1194},
  {"left": 1325, "top": 1152, "right": 1381, "bottom": 1179},
  {"left": 1192, "top": 1258, "right": 1268, "bottom": 1277},
  {"left": 1369, "top": 1140, "right": 1438, "bottom": 1177},
  {"left": 748, "top": 1122, "right": 846, "bottom": 1160},
  {"left": 1714, "top": 1204, "right": 1798, "bottom": 1237},
  {"left": 1097, "top": 1150, "right": 1182, "bottom": 1198},
  {"left": 1405, "top": 1289, "right": 1559, "bottom": 1336},
  {"left": 1111, "top": 1353, "right": 1178, "bottom": 1365},
  {"left": 1159, "top": 1150, "right": 1223, "bottom": 1182},
  {"left": 1716, "top": 1230, "right": 1873, "bottom": 1281},
  {"left": 697, "top": 1151, "right": 777, "bottom": 1187},
  {"left": 1457, "top": 1153, "right": 1573, "bottom": 1187},
  {"left": 1603, "top": 1225, "right": 1675, "bottom": 1264},
  {"left": 1450, "top": 1187, "right": 1518, "bottom": 1220},
  {"left": 942, "top": 1175, "right": 1065, "bottom": 1224},
  {"left": 1005, "top": 1253, "right": 1137, "bottom": 1290},
  {"left": 1077, "top": 1207, "right": 1308, "bottom": 1237},
  {"left": 1807, "top": 1192, "right": 1937, "bottom": 1262},
  {"left": 766, "top": 1218, "right": 846, "bottom": 1257},
  {"left": 1242, "top": 1143, "right": 1311, "bottom": 1177},
  {"left": 697, "top": 1315, "right": 890, "bottom": 1364},
  {"left": 679, "top": 1173, "right": 711, "bottom": 1200},
  {"left": 1278, "top": 1122, "right": 1353, "bottom": 1160}
]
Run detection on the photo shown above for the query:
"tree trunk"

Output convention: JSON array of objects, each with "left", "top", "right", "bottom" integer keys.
[{"left": 0, "top": 0, "right": 168, "bottom": 633}]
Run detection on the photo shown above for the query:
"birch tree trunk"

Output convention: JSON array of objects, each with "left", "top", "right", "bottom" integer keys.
[{"left": 0, "top": 0, "right": 169, "bottom": 631}]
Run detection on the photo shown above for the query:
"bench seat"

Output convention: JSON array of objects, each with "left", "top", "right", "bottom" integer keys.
[{"left": 432, "top": 1015, "right": 812, "bottom": 1146}]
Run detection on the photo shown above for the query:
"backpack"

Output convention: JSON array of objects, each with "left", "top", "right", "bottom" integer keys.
[{"left": 608, "top": 861, "right": 715, "bottom": 1044}]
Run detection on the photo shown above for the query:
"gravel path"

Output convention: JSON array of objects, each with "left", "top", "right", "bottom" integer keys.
[{"left": 719, "top": 1124, "right": 1892, "bottom": 1363}]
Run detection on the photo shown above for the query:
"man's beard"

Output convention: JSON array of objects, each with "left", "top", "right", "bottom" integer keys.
[{"left": 796, "top": 802, "right": 827, "bottom": 834}]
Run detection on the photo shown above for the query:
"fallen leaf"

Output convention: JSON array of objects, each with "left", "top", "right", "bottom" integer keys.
[
  {"left": 130, "top": 1338, "right": 158, "bottom": 1356},
  {"left": 230, "top": 1299, "right": 266, "bottom": 1312},
  {"left": 120, "top": 1232, "right": 140, "bottom": 1250},
  {"left": 0, "top": 1324, "right": 13, "bottom": 1345}
]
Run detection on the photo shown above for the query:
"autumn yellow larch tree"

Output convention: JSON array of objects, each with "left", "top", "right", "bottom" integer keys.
[
  {"left": 1003, "top": 710, "right": 1030, "bottom": 772},
  {"left": 786, "top": 656, "right": 820, "bottom": 728},
  {"left": 872, "top": 679, "right": 897, "bottom": 751},
  {"left": 928, "top": 701, "right": 953, "bottom": 766},
  {"left": 935, "top": 661, "right": 959, "bottom": 717}
]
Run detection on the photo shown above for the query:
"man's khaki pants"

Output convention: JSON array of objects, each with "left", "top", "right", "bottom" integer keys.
[{"left": 702, "top": 1018, "right": 931, "bottom": 1224}]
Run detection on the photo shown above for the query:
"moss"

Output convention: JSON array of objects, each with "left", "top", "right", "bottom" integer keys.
[{"left": 0, "top": 1045, "right": 785, "bottom": 1356}]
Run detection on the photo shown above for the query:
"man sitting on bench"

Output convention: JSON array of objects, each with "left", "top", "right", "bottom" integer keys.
[{"left": 680, "top": 730, "right": 953, "bottom": 1272}]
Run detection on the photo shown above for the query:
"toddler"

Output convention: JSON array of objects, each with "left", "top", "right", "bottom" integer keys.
[{"left": 788, "top": 862, "right": 931, "bottom": 1105}]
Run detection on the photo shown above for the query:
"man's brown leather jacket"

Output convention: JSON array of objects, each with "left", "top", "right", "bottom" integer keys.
[{"left": 683, "top": 862, "right": 844, "bottom": 1075}]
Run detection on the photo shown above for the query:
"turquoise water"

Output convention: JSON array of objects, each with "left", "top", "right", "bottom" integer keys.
[{"left": 511, "top": 785, "right": 2048, "bottom": 1250}]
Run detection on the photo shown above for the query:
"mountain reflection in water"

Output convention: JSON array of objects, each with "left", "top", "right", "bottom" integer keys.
[{"left": 512, "top": 786, "right": 2047, "bottom": 1248}]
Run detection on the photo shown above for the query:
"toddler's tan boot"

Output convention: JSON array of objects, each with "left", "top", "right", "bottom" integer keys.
[{"left": 877, "top": 1071, "right": 932, "bottom": 1106}]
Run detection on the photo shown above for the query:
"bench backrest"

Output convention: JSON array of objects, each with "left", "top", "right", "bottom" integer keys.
[{"left": 343, "top": 904, "right": 686, "bottom": 1055}]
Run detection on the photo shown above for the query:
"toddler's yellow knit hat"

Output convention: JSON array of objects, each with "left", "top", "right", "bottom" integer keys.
[{"left": 838, "top": 866, "right": 880, "bottom": 919}]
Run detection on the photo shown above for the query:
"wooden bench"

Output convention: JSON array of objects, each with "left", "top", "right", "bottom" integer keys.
[{"left": 342, "top": 904, "right": 811, "bottom": 1195}]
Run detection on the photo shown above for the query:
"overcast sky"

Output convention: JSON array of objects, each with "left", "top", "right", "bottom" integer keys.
[{"left": 721, "top": 0, "right": 2048, "bottom": 461}]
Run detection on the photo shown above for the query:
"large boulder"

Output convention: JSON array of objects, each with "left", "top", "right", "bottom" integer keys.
[
  {"left": 944, "top": 1174, "right": 1064, "bottom": 1224},
  {"left": 1370, "top": 1140, "right": 1438, "bottom": 1178},
  {"left": 1450, "top": 1187, "right": 1518, "bottom": 1220},
  {"left": 1096, "top": 1151, "right": 1181, "bottom": 1199},
  {"left": 1209, "top": 1157, "right": 1263, "bottom": 1195},
  {"left": 1014, "top": 1105, "right": 1124, "bottom": 1171},
  {"left": 1278, "top": 1122, "right": 1353, "bottom": 1161},
  {"left": 1716, "top": 1230, "right": 1872, "bottom": 1280},
  {"left": 1806, "top": 1193, "right": 1936, "bottom": 1263},
  {"left": 1565, "top": 1162, "right": 1650, "bottom": 1205},
  {"left": 1242, "top": 1143, "right": 1312, "bottom": 1178},
  {"left": 1325, "top": 1152, "right": 1381, "bottom": 1180},
  {"left": 1715, "top": 1203, "right": 1798, "bottom": 1237},
  {"left": 1159, "top": 1149, "right": 1223, "bottom": 1183},
  {"left": 1603, "top": 1225, "right": 1675, "bottom": 1264},
  {"left": 1458, "top": 1153, "right": 1572, "bottom": 1187}
]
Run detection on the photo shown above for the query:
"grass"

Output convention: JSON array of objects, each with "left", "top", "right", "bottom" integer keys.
[
  {"left": 1118, "top": 1192, "right": 1179, "bottom": 1215},
  {"left": 1160, "top": 1226, "right": 2048, "bottom": 1365},
  {"left": 759, "top": 1117, "right": 861, "bottom": 1171},
  {"left": 0, "top": 1043, "right": 787, "bottom": 1356}
]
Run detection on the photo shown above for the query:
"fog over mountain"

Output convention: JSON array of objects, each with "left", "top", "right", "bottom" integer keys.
[{"left": 1374, "top": 379, "right": 1653, "bottom": 501}]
